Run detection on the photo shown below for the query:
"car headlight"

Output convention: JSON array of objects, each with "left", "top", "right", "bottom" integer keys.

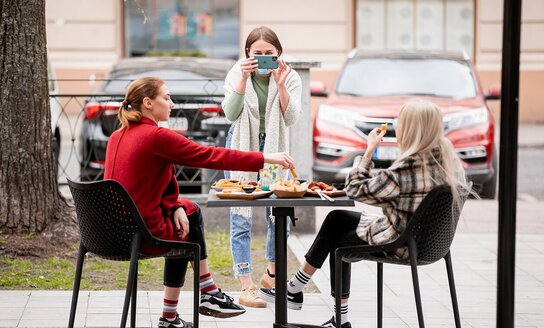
[
  {"left": 317, "top": 104, "right": 361, "bottom": 129},
  {"left": 443, "top": 107, "right": 488, "bottom": 132}
]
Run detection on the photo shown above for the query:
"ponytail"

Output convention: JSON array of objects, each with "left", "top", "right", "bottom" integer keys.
[{"left": 117, "top": 77, "right": 165, "bottom": 130}]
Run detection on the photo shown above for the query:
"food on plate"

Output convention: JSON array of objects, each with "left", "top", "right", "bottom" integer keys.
[
  {"left": 308, "top": 181, "right": 334, "bottom": 191},
  {"left": 380, "top": 123, "right": 388, "bottom": 132},
  {"left": 270, "top": 180, "right": 307, "bottom": 192},
  {"left": 213, "top": 179, "right": 241, "bottom": 188}
]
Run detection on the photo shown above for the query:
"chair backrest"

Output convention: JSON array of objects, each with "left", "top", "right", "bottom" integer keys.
[
  {"left": 407, "top": 185, "right": 462, "bottom": 265},
  {"left": 68, "top": 179, "right": 150, "bottom": 261}
]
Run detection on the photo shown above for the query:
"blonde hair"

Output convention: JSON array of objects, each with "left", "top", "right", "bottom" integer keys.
[
  {"left": 394, "top": 99, "right": 473, "bottom": 210},
  {"left": 117, "top": 77, "right": 165, "bottom": 129}
]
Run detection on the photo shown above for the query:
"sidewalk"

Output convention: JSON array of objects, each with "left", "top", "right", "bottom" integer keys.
[
  {"left": 2, "top": 199, "right": 544, "bottom": 327},
  {"left": 2, "top": 124, "right": 543, "bottom": 327}
]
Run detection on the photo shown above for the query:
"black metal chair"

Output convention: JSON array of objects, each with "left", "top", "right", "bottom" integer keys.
[
  {"left": 67, "top": 179, "right": 201, "bottom": 328},
  {"left": 334, "top": 185, "right": 463, "bottom": 328}
]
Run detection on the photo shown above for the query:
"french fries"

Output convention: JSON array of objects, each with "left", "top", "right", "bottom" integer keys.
[
  {"left": 213, "top": 179, "right": 241, "bottom": 188},
  {"left": 290, "top": 168, "right": 298, "bottom": 178},
  {"left": 270, "top": 180, "right": 306, "bottom": 192},
  {"left": 380, "top": 123, "right": 388, "bottom": 132}
]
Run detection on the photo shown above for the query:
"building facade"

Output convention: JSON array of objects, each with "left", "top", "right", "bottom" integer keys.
[{"left": 46, "top": 0, "right": 544, "bottom": 122}]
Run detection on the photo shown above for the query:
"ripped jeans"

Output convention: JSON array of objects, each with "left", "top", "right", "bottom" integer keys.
[{"left": 224, "top": 124, "right": 291, "bottom": 277}]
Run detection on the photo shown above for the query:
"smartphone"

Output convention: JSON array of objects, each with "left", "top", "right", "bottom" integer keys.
[{"left": 255, "top": 55, "right": 279, "bottom": 69}]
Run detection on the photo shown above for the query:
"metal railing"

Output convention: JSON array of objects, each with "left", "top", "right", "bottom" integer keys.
[{"left": 51, "top": 78, "right": 229, "bottom": 193}]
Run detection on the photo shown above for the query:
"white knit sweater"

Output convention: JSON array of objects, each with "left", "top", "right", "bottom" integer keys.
[{"left": 222, "top": 59, "right": 302, "bottom": 182}]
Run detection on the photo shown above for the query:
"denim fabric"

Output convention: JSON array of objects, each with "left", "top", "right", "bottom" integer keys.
[{"left": 225, "top": 124, "right": 291, "bottom": 277}]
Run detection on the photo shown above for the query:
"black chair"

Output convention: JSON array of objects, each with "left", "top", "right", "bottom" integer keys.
[
  {"left": 334, "top": 185, "right": 463, "bottom": 328},
  {"left": 67, "top": 179, "right": 201, "bottom": 328}
]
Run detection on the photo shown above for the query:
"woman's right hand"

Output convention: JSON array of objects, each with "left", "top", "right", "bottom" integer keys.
[
  {"left": 240, "top": 57, "right": 258, "bottom": 80},
  {"left": 263, "top": 152, "right": 295, "bottom": 169},
  {"left": 364, "top": 127, "right": 387, "bottom": 159}
]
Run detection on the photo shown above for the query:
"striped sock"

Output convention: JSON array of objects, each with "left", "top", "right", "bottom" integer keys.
[
  {"left": 287, "top": 268, "right": 312, "bottom": 294},
  {"left": 162, "top": 298, "right": 178, "bottom": 319},
  {"left": 200, "top": 272, "right": 219, "bottom": 294},
  {"left": 334, "top": 303, "right": 349, "bottom": 324}
]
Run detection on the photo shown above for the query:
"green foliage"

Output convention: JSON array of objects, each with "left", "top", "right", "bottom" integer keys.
[
  {"left": 0, "top": 230, "right": 241, "bottom": 290},
  {"left": 0, "top": 256, "right": 90, "bottom": 290}
]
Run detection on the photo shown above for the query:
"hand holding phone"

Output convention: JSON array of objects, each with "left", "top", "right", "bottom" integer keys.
[{"left": 255, "top": 55, "right": 279, "bottom": 70}]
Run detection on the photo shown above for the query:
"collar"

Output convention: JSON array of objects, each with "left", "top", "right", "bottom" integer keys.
[{"left": 138, "top": 117, "right": 158, "bottom": 126}]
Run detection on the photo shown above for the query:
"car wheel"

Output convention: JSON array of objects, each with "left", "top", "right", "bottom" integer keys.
[{"left": 480, "top": 146, "right": 497, "bottom": 199}]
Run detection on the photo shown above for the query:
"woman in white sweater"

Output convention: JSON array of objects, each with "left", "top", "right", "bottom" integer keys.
[{"left": 222, "top": 26, "right": 302, "bottom": 308}]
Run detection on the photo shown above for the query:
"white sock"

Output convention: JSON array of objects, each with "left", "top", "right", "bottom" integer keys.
[
  {"left": 334, "top": 303, "right": 349, "bottom": 324},
  {"left": 287, "top": 268, "right": 312, "bottom": 294}
]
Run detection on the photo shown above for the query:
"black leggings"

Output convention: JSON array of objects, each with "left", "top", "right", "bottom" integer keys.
[
  {"left": 163, "top": 208, "right": 208, "bottom": 288},
  {"left": 304, "top": 210, "right": 367, "bottom": 299}
]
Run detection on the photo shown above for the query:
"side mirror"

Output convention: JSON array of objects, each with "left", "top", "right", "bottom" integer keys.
[
  {"left": 484, "top": 84, "right": 501, "bottom": 100},
  {"left": 310, "top": 80, "right": 328, "bottom": 97}
]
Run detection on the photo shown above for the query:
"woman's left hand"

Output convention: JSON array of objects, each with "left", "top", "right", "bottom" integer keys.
[
  {"left": 173, "top": 207, "right": 189, "bottom": 240},
  {"left": 272, "top": 59, "right": 292, "bottom": 87}
]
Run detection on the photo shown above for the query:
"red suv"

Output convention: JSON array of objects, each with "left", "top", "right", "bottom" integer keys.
[{"left": 312, "top": 50, "right": 500, "bottom": 198}]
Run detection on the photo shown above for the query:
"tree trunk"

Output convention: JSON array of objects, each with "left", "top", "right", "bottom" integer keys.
[{"left": 0, "top": 0, "right": 76, "bottom": 239}]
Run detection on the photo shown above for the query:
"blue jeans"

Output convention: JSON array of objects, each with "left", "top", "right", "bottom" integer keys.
[{"left": 224, "top": 124, "right": 291, "bottom": 277}]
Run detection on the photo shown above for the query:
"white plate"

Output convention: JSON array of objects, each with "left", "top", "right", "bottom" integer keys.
[{"left": 374, "top": 146, "right": 400, "bottom": 160}]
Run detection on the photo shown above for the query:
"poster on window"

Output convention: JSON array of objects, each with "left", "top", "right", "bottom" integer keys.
[{"left": 125, "top": 0, "right": 239, "bottom": 59}]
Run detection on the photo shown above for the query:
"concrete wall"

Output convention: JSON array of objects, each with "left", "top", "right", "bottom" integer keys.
[{"left": 476, "top": 0, "right": 544, "bottom": 123}]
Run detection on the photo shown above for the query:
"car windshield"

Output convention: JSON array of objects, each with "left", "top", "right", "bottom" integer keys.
[
  {"left": 336, "top": 57, "right": 477, "bottom": 99},
  {"left": 102, "top": 69, "right": 225, "bottom": 96}
]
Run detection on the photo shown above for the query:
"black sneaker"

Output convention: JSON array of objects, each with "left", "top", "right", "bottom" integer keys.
[
  {"left": 199, "top": 289, "right": 246, "bottom": 318},
  {"left": 158, "top": 313, "right": 193, "bottom": 328},
  {"left": 258, "top": 287, "right": 303, "bottom": 310},
  {"left": 321, "top": 315, "right": 352, "bottom": 328}
]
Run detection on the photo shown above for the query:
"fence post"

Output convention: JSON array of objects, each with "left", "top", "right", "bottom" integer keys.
[{"left": 285, "top": 59, "right": 321, "bottom": 182}]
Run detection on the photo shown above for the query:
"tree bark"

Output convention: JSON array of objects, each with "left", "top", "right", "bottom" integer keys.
[{"left": 0, "top": 0, "right": 76, "bottom": 239}]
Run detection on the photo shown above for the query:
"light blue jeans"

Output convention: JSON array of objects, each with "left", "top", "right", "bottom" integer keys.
[{"left": 224, "top": 124, "right": 291, "bottom": 277}]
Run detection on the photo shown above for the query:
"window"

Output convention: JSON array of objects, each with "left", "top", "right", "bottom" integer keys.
[
  {"left": 125, "top": 0, "right": 239, "bottom": 59},
  {"left": 356, "top": 0, "right": 474, "bottom": 57}
]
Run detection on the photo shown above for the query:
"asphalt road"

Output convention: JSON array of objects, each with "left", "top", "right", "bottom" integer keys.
[{"left": 517, "top": 146, "right": 544, "bottom": 201}]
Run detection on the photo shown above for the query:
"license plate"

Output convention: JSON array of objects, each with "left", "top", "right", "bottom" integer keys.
[
  {"left": 168, "top": 117, "right": 188, "bottom": 132},
  {"left": 373, "top": 146, "right": 400, "bottom": 160}
]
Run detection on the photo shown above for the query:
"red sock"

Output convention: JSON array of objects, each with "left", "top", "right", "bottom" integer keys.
[
  {"left": 199, "top": 272, "right": 219, "bottom": 294},
  {"left": 162, "top": 298, "right": 178, "bottom": 319}
]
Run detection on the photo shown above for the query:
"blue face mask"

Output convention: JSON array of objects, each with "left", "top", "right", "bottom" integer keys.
[{"left": 255, "top": 68, "right": 270, "bottom": 75}]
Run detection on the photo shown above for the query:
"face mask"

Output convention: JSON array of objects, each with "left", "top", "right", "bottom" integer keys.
[{"left": 256, "top": 68, "right": 270, "bottom": 75}]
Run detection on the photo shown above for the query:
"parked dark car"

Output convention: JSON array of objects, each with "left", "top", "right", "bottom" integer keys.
[
  {"left": 80, "top": 56, "right": 234, "bottom": 188},
  {"left": 312, "top": 50, "right": 500, "bottom": 198}
]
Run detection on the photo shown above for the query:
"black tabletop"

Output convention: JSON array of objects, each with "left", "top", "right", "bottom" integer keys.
[{"left": 207, "top": 190, "right": 355, "bottom": 208}]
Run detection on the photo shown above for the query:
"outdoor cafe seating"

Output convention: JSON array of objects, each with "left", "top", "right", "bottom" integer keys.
[
  {"left": 333, "top": 185, "right": 463, "bottom": 328},
  {"left": 67, "top": 179, "right": 202, "bottom": 328}
]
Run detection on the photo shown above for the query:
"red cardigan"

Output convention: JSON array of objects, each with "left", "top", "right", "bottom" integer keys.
[{"left": 104, "top": 117, "right": 264, "bottom": 254}]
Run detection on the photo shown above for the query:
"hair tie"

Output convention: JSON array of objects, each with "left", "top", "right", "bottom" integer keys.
[{"left": 122, "top": 100, "right": 130, "bottom": 111}]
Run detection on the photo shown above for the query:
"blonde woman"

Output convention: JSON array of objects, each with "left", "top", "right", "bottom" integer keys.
[{"left": 259, "top": 99, "right": 472, "bottom": 328}]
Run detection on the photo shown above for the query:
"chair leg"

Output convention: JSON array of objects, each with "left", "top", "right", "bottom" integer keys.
[
  {"left": 377, "top": 262, "right": 383, "bottom": 328},
  {"left": 68, "top": 245, "right": 86, "bottom": 328},
  {"left": 445, "top": 252, "right": 461, "bottom": 328},
  {"left": 121, "top": 235, "right": 140, "bottom": 328},
  {"left": 334, "top": 251, "right": 343, "bottom": 328},
  {"left": 408, "top": 238, "right": 425, "bottom": 328},
  {"left": 193, "top": 245, "right": 201, "bottom": 328},
  {"left": 130, "top": 260, "right": 138, "bottom": 328}
]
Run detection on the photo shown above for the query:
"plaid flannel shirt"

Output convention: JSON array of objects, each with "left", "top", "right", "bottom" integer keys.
[{"left": 345, "top": 150, "right": 451, "bottom": 259}]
